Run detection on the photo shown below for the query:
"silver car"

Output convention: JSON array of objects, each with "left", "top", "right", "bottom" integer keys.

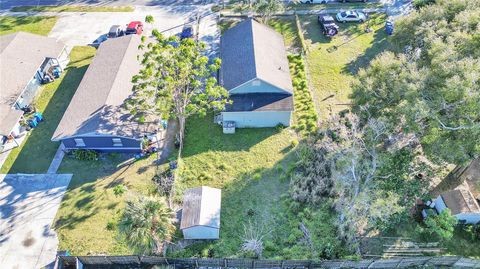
[{"left": 336, "top": 11, "right": 367, "bottom": 23}]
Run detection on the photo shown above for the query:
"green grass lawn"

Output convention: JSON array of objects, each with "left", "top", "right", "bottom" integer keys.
[
  {"left": 300, "top": 14, "right": 389, "bottom": 119},
  {"left": 0, "top": 16, "right": 58, "bottom": 36},
  {"left": 55, "top": 153, "right": 159, "bottom": 255},
  {"left": 0, "top": 47, "right": 96, "bottom": 173},
  {"left": 171, "top": 115, "right": 344, "bottom": 259},
  {"left": 10, "top": 5, "right": 134, "bottom": 12}
]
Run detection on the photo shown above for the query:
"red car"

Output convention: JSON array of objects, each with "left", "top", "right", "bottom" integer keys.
[{"left": 125, "top": 21, "right": 143, "bottom": 35}]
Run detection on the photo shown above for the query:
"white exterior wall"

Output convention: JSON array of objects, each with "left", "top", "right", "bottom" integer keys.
[
  {"left": 434, "top": 196, "right": 447, "bottom": 213},
  {"left": 222, "top": 111, "right": 291, "bottom": 128},
  {"left": 182, "top": 226, "right": 219, "bottom": 239},
  {"left": 455, "top": 213, "right": 480, "bottom": 224}
]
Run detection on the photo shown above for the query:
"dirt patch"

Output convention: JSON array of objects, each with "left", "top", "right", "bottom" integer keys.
[{"left": 22, "top": 232, "right": 35, "bottom": 247}]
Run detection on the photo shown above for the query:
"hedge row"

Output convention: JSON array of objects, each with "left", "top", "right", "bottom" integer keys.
[{"left": 288, "top": 54, "right": 318, "bottom": 136}]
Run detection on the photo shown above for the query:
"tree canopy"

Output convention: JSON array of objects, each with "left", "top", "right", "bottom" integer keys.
[
  {"left": 128, "top": 31, "right": 229, "bottom": 157},
  {"left": 119, "top": 196, "right": 174, "bottom": 255},
  {"left": 351, "top": 0, "right": 480, "bottom": 165}
]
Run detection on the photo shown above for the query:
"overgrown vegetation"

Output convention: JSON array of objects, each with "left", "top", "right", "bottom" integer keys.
[
  {"left": 0, "top": 16, "right": 58, "bottom": 36},
  {"left": 73, "top": 150, "right": 99, "bottom": 161},
  {"left": 288, "top": 54, "right": 318, "bottom": 135},
  {"left": 10, "top": 5, "right": 135, "bottom": 12}
]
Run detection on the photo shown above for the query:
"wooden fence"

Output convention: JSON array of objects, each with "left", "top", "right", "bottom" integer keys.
[{"left": 58, "top": 256, "right": 480, "bottom": 269}]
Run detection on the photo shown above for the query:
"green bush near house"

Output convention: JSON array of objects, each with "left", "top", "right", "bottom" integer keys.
[{"left": 288, "top": 54, "right": 318, "bottom": 136}]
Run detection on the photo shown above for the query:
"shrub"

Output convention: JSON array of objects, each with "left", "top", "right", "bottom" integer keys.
[
  {"left": 73, "top": 149, "right": 98, "bottom": 161},
  {"left": 106, "top": 220, "right": 116, "bottom": 231},
  {"left": 113, "top": 184, "right": 127, "bottom": 197}
]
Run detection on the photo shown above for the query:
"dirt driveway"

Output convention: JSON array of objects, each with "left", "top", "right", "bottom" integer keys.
[{"left": 0, "top": 174, "right": 72, "bottom": 269}]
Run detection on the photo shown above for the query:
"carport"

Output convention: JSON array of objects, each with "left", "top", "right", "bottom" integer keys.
[{"left": 0, "top": 174, "right": 72, "bottom": 269}]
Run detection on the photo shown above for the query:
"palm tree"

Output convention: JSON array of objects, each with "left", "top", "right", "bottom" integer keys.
[{"left": 119, "top": 196, "right": 175, "bottom": 255}]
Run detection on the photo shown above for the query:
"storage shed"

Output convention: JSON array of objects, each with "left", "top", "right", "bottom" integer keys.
[
  {"left": 434, "top": 189, "right": 480, "bottom": 224},
  {"left": 180, "top": 186, "right": 221, "bottom": 240}
]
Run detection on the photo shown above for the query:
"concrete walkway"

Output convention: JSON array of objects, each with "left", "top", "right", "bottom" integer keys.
[{"left": 47, "top": 144, "right": 65, "bottom": 174}]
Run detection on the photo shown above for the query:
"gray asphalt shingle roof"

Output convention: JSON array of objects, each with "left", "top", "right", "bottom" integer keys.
[
  {"left": 0, "top": 104, "right": 23, "bottom": 136},
  {"left": 225, "top": 93, "right": 293, "bottom": 112},
  {"left": 52, "top": 35, "right": 157, "bottom": 140},
  {"left": 0, "top": 32, "right": 65, "bottom": 107},
  {"left": 220, "top": 19, "right": 293, "bottom": 94}
]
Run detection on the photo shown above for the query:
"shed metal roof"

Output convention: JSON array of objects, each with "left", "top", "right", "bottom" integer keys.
[
  {"left": 220, "top": 19, "right": 293, "bottom": 94},
  {"left": 52, "top": 35, "right": 157, "bottom": 140},
  {"left": 180, "top": 186, "right": 221, "bottom": 230},
  {"left": 441, "top": 189, "right": 480, "bottom": 215},
  {"left": 0, "top": 32, "right": 65, "bottom": 107}
]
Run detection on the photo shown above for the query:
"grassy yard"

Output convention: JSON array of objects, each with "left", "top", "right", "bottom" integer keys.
[
  {"left": 300, "top": 14, "right": 389, "bottom": 119},
  {"left": 0, "top": 16, "right": 58, "bottom": 36},
  {"left": 0, "top": 47, "right": 96, "bottom": 173},
  {"left": 55, "top": 154, "right": 159, "bottom": 254},
  {"left": 171, "top": 115, "right": 344, "bottom": 259},
  {"left": 10, "top": 5, "right": 134, "bottom": 12}
]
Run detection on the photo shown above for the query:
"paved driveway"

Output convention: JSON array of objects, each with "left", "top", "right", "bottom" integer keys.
[
  {"left": 47, "top": 5, "right": 216, "bottom": 48},
  {"left": 0, "top": 174, "right": 72, "bottom": 269}
]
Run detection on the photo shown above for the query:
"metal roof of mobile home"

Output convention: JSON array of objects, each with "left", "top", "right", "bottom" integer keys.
[
  {"left": 0, "top": 32, "right": 65, "bottom": 107},
  {"left": 441, "top": 189, "right": 480, "bottom": 215},
  {"left": 180, "top": 186, "right": 221, "bottom": 230},
  {"left": 220, "top": 19, "right": 293, "bottom": 94},
  {"left": 52, "top": 35, "right": 157, "bottom": 140}
]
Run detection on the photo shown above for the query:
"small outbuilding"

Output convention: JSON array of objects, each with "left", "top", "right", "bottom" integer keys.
[
  {"left": 180, "top": 186, "right": 221, "bottom": 240},
  {"left": 434, "top": 189, "right": 480, "bottom": 224}
]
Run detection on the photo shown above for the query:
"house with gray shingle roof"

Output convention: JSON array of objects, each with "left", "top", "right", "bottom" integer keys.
[
  {"left": 219, "top": 19, "right": 293, "bottom": 129},
  {"left": 52, "top": 35, "right": 160, "bottom": 152},
  {"left": 1, "top": 32, "right": 68, "bottom": 152}
]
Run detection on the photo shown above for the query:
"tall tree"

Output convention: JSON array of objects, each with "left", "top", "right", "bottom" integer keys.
[
  {"left": 128, "top": 32, "right": 229, "bottom": 157},
  {"left": 119, "top": 196, "right": 174, "bottom": 255},
  {"left": 253, "top": 0, "right": 284, "bottom": 22},
  {"left": 351, "top": 0, "right": 480, "bottom": 165}
]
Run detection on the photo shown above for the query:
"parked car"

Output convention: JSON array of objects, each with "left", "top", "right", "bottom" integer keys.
[
  {"left": 336, "top": 11, "right": 367, "bottom": 23},
  {"left": 125, "top": 21, "right": 143, "bottom": 35},
  {"left": 318, "top": 15, "right": 339, "bottom": 37},
  {"left": 108, "top": 25, "right": 124, "bottom": 38},
  {"left": 338, "top": 0, "right": 368, "bottom": 2},
  {"left": 299, "top": 0, "right": 328, "bottom": 3},
  {"left": 88, "top": 34, "right": 108, "bottom": 49},
  {"left": 180, "top": 24, "right": 196, "bottom": 39}
]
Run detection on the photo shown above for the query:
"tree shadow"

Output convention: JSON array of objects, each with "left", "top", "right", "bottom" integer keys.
[{"left": 341, "top": 16, "right": 390, "bottom": 75}]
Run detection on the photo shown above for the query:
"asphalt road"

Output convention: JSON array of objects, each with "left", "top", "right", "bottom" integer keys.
[{"left": 0, "top": 0, "right": 218, "bottom": 10}]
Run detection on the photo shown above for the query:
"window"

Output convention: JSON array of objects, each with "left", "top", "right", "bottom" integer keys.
[
  {"left": 112, "top": 138, "right": 123, "bottom": 147},
  {"left": 74, "top": 138, "right": 85, "bottom": 147}
]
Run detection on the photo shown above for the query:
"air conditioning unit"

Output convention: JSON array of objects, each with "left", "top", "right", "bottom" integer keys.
[{"left": 223, "top": 121, "right": 235, "bottom": 134}]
